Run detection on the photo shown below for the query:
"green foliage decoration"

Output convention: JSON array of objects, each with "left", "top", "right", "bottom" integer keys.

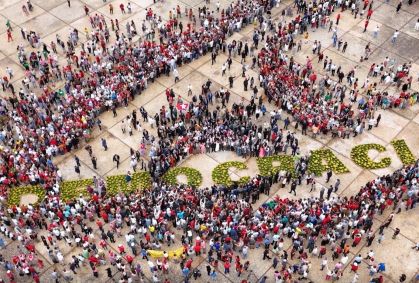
[
  {"left": 391, "top": 139, "right": 416, "bottom": 165},
  {"left": 256, "top": 155, "right": 296, "bottom": 177},
  {"left": 308, "top": 149, "right": 350, "bottom": 176},
  {"left": 163, "top": 167, "right": 203, "bottom": 187},
  {"left": 212, "top": 161, "right": 250, "bottom": 186},
  {"left": 351, "top": 143, "right": 391, "bottom": 169},
  {"left": 106, "top": 172, "right": 151, "bottom": 196},
  {"left": 8, "top": 186, "right": 46, "bottom": 206}
]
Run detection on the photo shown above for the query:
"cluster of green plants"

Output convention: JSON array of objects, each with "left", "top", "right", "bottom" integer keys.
[
  {"left": 163, "top": 167, "right": 203, "bottom": 187},
  {"left": 212, "top": 161, "right": 250, "bottom": 186},
  {"left": 256, "top": 155, "right": 296, "bottom": 177},
  {"left": 308, "top": 149, "right": 350, "bottom": 176}
]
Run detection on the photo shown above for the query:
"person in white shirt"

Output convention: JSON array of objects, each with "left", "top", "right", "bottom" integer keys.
[
  {"left": 173, "top": 68, "right": 179, "bottom": 83},
  {"left": 373, "top": 25, "right": 380, "bottom": 38},
  {"left": 221, "top": 63, "right": 227, "bottom": 76},
  {"left": 391, "top": 30, "right": 400, "bottom": 44},
  {"left": 5, "top": 67, "right": 13, "bottom": 79}
]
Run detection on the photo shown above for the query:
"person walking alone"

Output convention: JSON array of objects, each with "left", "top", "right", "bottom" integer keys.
[
  {"left": 373, "top": 25, "right": 380, "bottom": 38},
  {"left": 363, "top": 19, "right": 369, "bottom": 32},
  {"left": 91, "top": 156, "right": 97, "bottom": 169},
  {"left": 173, "top": 68, "right": 180, "bottom": 83},
  {"left": 113, "top": 154, "right": 120, "bottom": 169},
  {"left": 326, "top": 169, "right": 333, "bottom": 183},
  {"left": 391, "top": 30, "right": 399, "bottom": 44},
  {"left": 396, "top": 1, "right": 402, "bottom": 13},
  {"left": 101, "top": 138, "right": 108, "bottom": 151},
  {"left": 228, "top": 75, "right": 235, "bottom": 88},
  {"left": 289, "top": 180, "right": 297, "bottom": 196}
]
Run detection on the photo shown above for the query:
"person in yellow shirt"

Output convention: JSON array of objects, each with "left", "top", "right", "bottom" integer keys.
[{"left": 84, "top": 27, "right": 89, "bottom": 40}]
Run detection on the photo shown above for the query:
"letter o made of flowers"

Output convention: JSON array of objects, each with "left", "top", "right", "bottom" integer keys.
[
  {"left": 8, "top": 186, "right": 46, "bottom": 207},
  {"left": 351, "top": 143, "right": 391, "bottom": 169},
  {"left": 212, "top": 161, "right": 250, "bottom": 186},
  {"left": 163, "top": 167, "right": 203, "bottom": 187}
]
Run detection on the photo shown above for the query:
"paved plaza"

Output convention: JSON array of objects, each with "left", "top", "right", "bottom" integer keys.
[{"left": 0, "top": 0, "right": 418, "bottom": 282}]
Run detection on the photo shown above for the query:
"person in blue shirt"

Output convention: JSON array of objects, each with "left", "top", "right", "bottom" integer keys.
[
  {"left": 182, "top": 267, "right": 190, "bottom": 278},
  {"left": 210, "top": 269, "right": 217, "bottom": 280}
]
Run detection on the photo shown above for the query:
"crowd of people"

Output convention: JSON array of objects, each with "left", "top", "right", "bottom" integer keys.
[
  {"left": 0, "top": 0, "right": 416, "bottom": 188},
  {"left": 256, "top": 1, "right": 416, "bottom": 138},
  {"left": 0, "top": 0, "right": 272, "bottom": 191},
  {"left": 0, "top": 157, "right": 418, "bottom": 282},
  {"left": 0, "top": 0, "right": 418, "bottom": 282},
  {"left": 116, "top": 78, "right": 305, "bottom": 180}
]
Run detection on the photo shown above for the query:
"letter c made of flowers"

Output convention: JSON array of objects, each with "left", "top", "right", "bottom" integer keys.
[
  {"left": 212, "top": 161, "right": 250, "bottom": 186},
  {"left": 350, "top": 143, "right": 391, "bottom": 169}
]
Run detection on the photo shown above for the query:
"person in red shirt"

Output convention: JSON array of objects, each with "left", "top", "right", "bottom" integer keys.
[
  {"left": 37, "top": 259, "right": 44, "bottom": 269},
  {"left": 100, "top": 211, "right": 108, "bottom": 223},
  {"left": 126, "top": 254, "right": 134, "bottom": 265},
  {"left": 84, "top": 5, "right": 89, "bottom": 15},
  {"left": 119, "top": 3, "right": 125, "bottom": 14},
  {"left": 96, "top": 220, "right": 104, "bottom": 232},
  {"left": 33, "top": 272, "right": 40, "bottom": 283},
  {"left": 185, "top": 258, "right": 193, "bottom": 269},
  {"left": 367, "top": 9, "right": 373, "bottom": 20},
  {"left": 194, "top": 244, "right": 201, "bottom": 256},
  {"left": 7, "top": 30, "right": 13, "bottom": 42},
  {"left": 117, "top": 244, "right": 125, "bottom": 254},
  {"left": 25, "top": 243, "right": 35, "bottom": 253},
  {"left": 350, "top": 262, "right": 359, "bottom": 272},
  {"left": 6, "top": 270, "right": 15, "bottom": 281},
  {"left": 352, "top": 234, "right": 362, "bottom": 247},
  {"left": 224, "top": 260, "right": 230, "bottom": 274},
  {"left": 319, "top": 246, "right": 327, "bottom": 258},
  {"left": 364, "top": 19, "right": 369, "bottom": 32},
  {"left": 99, "top": 239, "right": 107, "bottom": 249}
]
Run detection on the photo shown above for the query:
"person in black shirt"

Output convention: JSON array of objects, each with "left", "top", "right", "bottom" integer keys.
[{"left": 113, "top": 154, "right": 120, "bottom": 168}]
